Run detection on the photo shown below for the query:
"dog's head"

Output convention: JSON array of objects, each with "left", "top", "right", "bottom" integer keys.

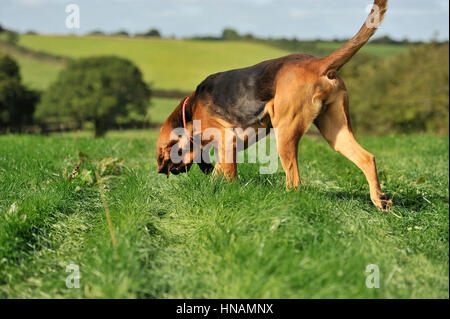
[
  {"left": 157, "top": 96, "right": 214, "bottom": 177},
  {"left": 157, "top": 128, "right": 194, "bottom": 176},
  {"left": 157, "top": 99, "right": 193, "bottom": 176}
]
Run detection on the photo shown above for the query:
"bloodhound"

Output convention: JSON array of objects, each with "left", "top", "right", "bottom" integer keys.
[{"left": 157, "top": 0, "right": 392, "bottom": 210}]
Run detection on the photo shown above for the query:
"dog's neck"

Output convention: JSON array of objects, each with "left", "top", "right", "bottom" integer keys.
[
  {"left": 166, "top": 95, "right": 194, "bottom": 130},
  {"left": 182, "top": 97, "right": 193, "bottom": 127}
]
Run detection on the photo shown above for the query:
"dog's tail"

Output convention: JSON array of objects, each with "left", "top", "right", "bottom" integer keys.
[{"left": 318, "top": 0, "right": 388, "bottom": 74}]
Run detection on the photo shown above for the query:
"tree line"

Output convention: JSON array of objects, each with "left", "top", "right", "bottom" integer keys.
[{"left": 0, "top": 53, "right": 152, "bottom": 137}]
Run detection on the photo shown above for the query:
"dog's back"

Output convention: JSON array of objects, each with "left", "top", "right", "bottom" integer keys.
[{"left": 195, "top": 54, "right": 315, "bottom": 127}]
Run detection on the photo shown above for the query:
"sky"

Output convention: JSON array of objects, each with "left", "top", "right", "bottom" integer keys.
[{"left": 1, "top": 0, "right": 448, "bottom": 41}]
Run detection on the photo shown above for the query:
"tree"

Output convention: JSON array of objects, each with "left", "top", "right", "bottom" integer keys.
[
  {"left": 112, "top": 30, "right": 129, "bottom": 37},
  {"left": 0, "top": 54, "right": 39, "bottom": 132},
  {"left": 221, "top": 28, "right": 240, "bottom": 40},
  {"left": 370, "top": 35, "right": 399, "bottom": 45},
  {"left": 144, "top": 28, "right": 161, "bottom": 38},
  {"left": 342, "top": 43, "right": 449, "bottom": 135},
  {"left": 88, "top": 30, "right": 105, "bottom": 36},
  {"left": 0, "top": 55, "right": 19, "bottom": 79},
  {"left": 242, "top": 33, "right": 255, "bottom": 40},
  {"left": 35, "top": 56, "right": 151, "bottom": 137},
  {"left": 0, "top": 30, "right": 19, "bottom": 44}
]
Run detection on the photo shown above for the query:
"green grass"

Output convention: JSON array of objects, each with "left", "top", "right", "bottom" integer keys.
[
  {"left": 0, "top": 132, "right": 448, "bottom": 298},
  {"left": 12, "top": 54, "right": 63, "bottom": 91},
  {"left": 18, "top": 35, "right": 291, "bottom": 91},
  {"left": 150, "top": 97, "right": 179, "bottom": 124},
  {"left": 317, "top": 42, "right": 408, "bottom": 57},
  {"left": 17, "top": 35, "right": 407, "bottom": 91}
]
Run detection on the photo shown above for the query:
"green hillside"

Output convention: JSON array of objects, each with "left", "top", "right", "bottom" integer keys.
[
  {"left": 17, "top": 35, "right": 407, "bottom": 92},
  {"left": 18, "top": 35, "right": 291, "bottom": 91},
  {"left": 11, "top": 54, "right": 63, "bottom": 91},
  {"left": 316, "top": 42, "right": 408, "bottom": 57}
]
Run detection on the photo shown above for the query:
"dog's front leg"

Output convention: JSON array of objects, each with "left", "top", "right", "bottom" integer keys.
[
  {"left": 212, "top": 162, "right": 237, "bottom": 181},
  {"left": 212, "top": 129, "right": 237, "bottom": 181}
]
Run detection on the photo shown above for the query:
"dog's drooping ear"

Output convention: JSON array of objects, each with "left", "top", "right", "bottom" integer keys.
[
  {"left": 194, "top": 146, "right": 214, "bottom": 175},
  {"left": 157, "top": 95, "right": 194, "bottom": 177},
  {"left": 157, "top": 146, "right": 170, "bottom": 177}
]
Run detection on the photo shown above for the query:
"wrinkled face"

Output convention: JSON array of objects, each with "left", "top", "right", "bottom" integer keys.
[{"left": 157, "top": 123, "right": 194, "bottom": 176}]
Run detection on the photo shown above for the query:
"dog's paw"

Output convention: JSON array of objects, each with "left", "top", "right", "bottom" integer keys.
[{"left": 372, "top": 193, "right": 393, "bottom": 212}]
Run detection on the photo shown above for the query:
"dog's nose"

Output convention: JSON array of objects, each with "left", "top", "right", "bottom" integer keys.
[{"left": 170, "top": 167, "right": 180, "bottom": 175}]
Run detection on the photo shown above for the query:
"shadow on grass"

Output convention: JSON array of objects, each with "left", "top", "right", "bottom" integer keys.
[
  {"left": 322, "top": 189, "right": 448, "bottom": 211},
  {"left": 393, "top": 193, "right": 449, "bottom": 211}
]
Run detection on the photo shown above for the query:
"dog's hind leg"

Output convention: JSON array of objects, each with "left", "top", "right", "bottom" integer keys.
[{"left": 314, "top": 91, "right": 392, "bottom": 211}]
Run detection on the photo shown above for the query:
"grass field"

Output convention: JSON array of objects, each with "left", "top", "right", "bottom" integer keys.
[
  {"left": 16, "top": 35, "right": 408, "bottom": 92},
  {"left": 12, "top": 54, "right": 63, "bottom": 91},
  {"left": 150, "top": 97, "right": 179, "bottom": 124},
  {"left": 316, "top": 42, "right": 408, "bottom": 58},
  {"left": 0, "top": 132, "right": 448, "bottom": 298},
  {"left": 18, "top": 35, "right": 291, "bottom": 91}
]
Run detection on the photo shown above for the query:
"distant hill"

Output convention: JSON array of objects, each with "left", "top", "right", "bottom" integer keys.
[
  {"left": 16, "top": 35, "right": 408, "bottom": 92},
  {"left": 18, "top": 35, "right": 291, "bottom": 91}
]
